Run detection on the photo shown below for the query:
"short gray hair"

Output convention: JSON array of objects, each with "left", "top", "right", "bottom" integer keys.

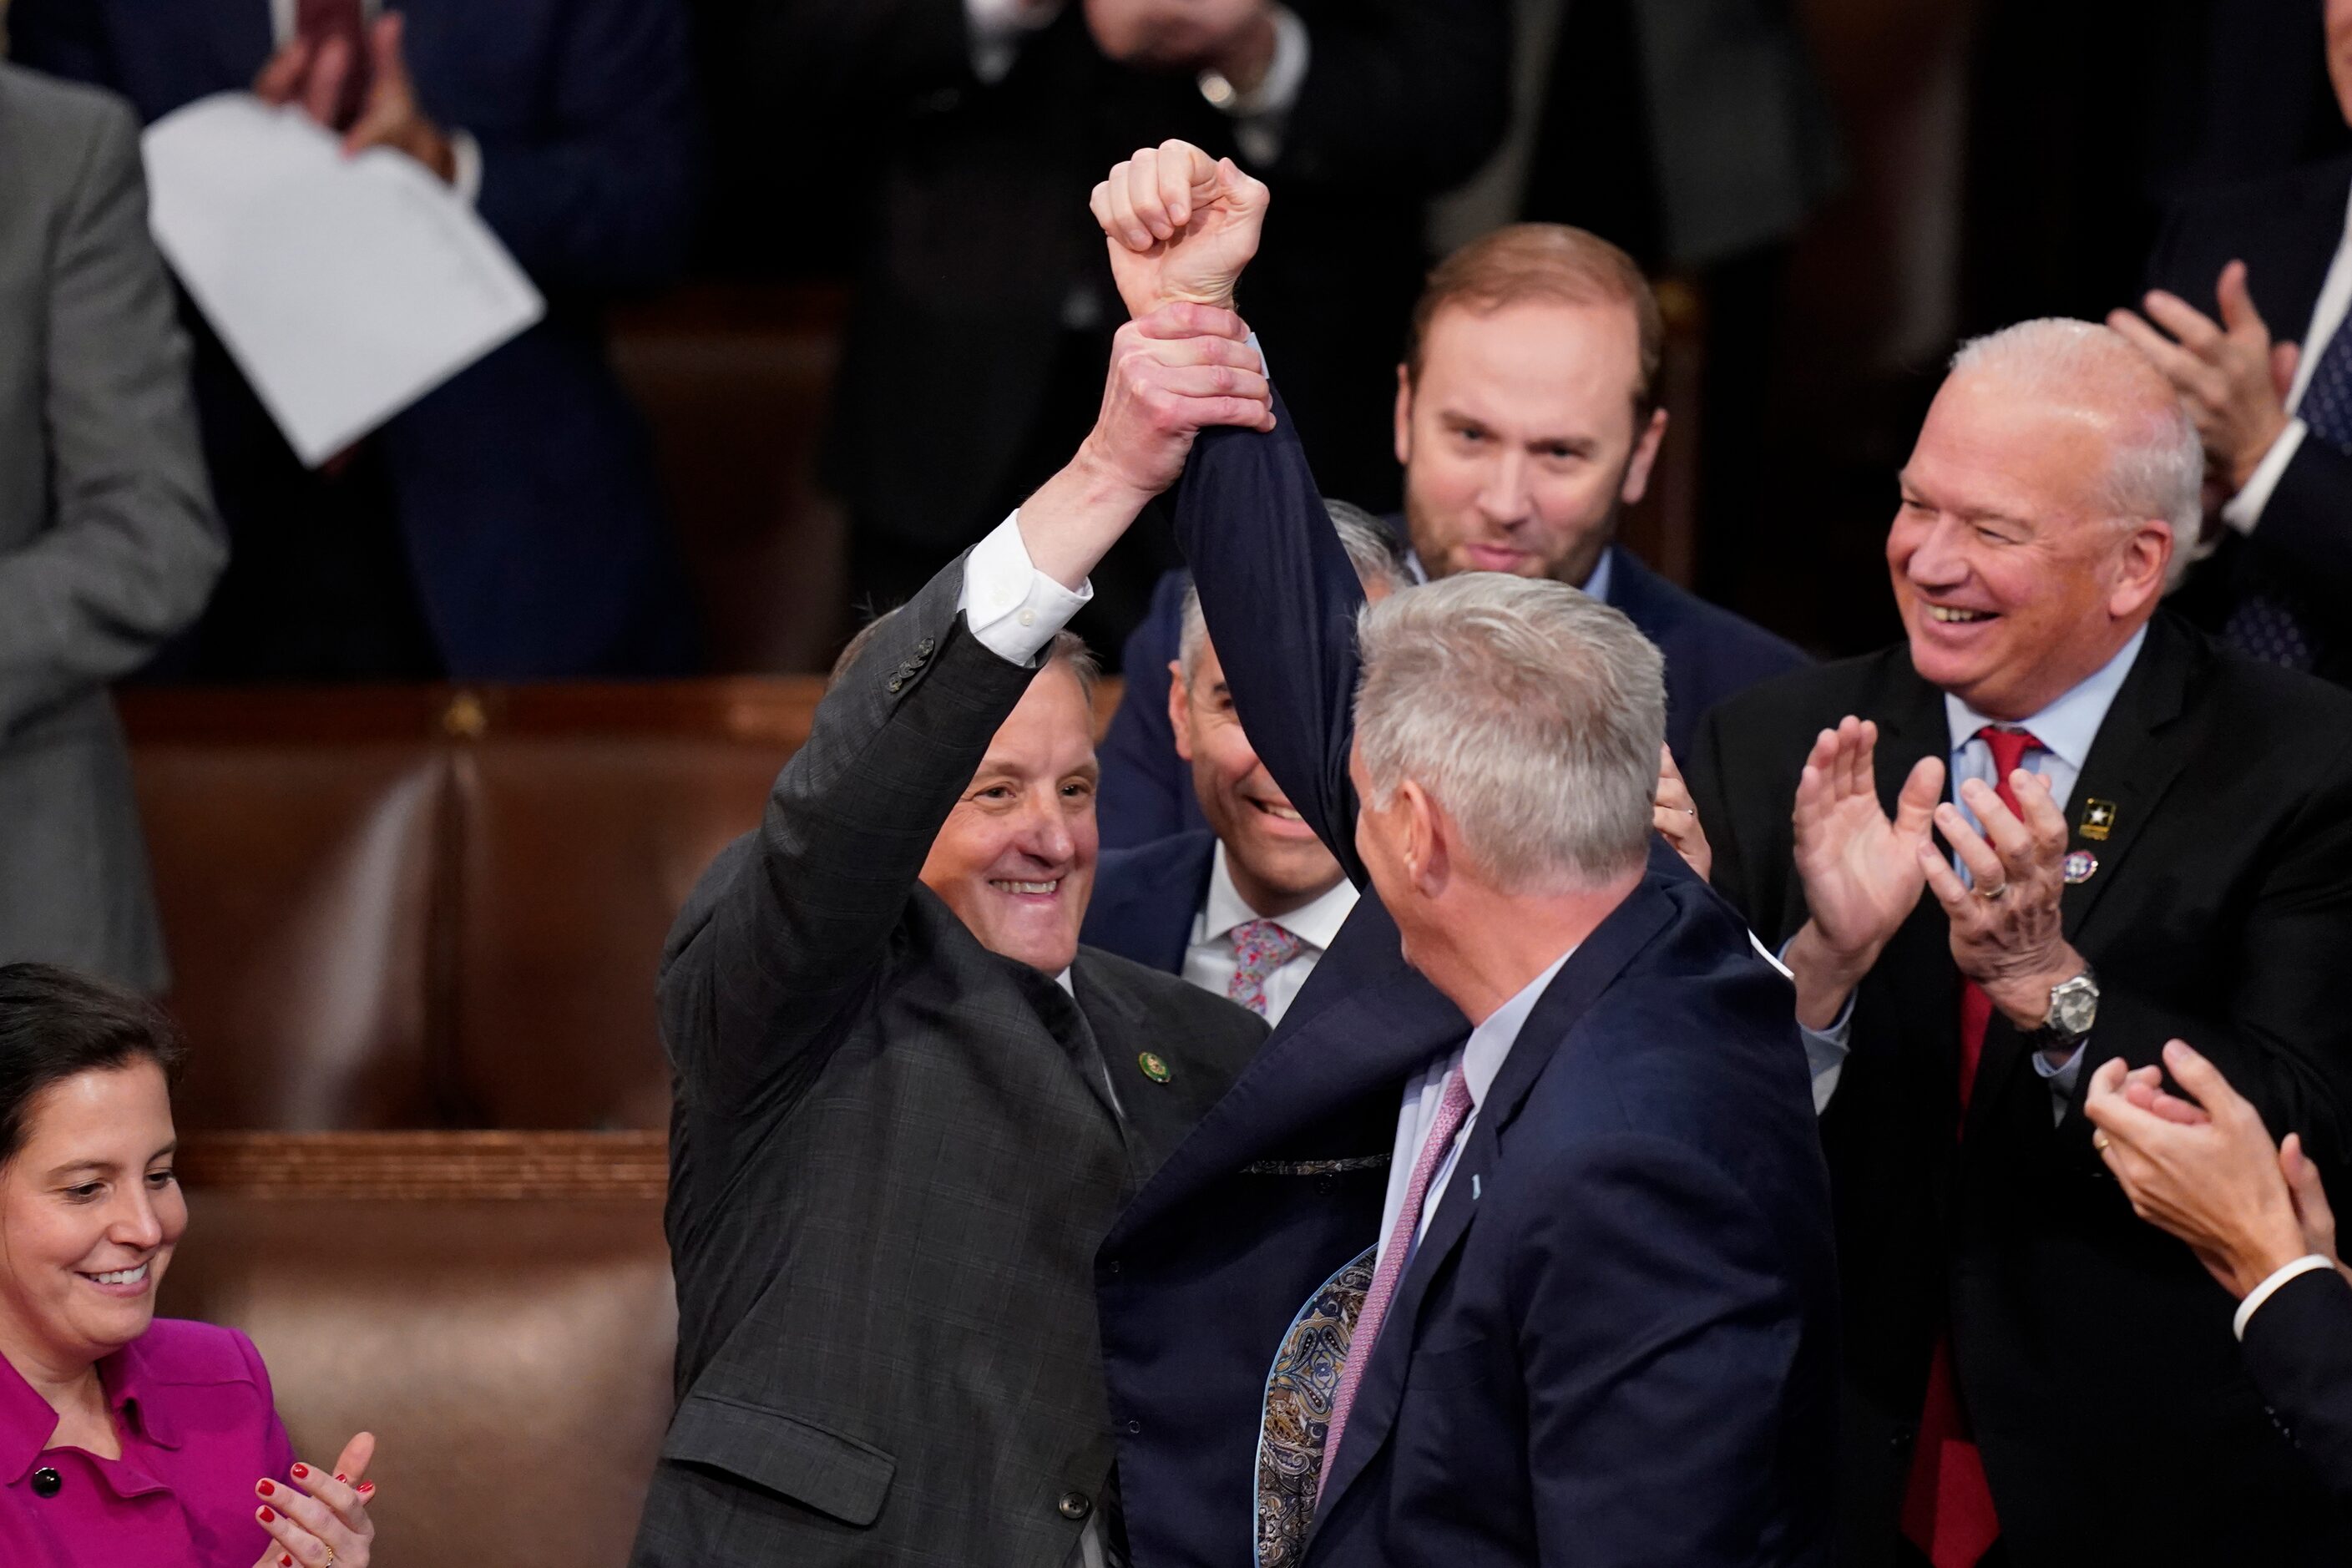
[
  {"left": 1179, "top": 498, "right": 1412, "bottom": 679},
  {"left": 1949, "top": 318, "right": 2203, "bottom": 545},
  {"left": 1353, "top": 574, "right": 1663, "bottom": 894}
]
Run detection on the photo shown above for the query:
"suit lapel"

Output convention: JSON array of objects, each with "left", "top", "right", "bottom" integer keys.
[
  {"left": 1308, "top": 882, "right": 1678, "bottom": 1527},
  {"left": 1107, "top": 897, "right": 1467, "bottom": 1246}
]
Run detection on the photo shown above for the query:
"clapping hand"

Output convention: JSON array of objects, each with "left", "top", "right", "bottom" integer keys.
[
  {"left": 251, "top": 1432, "right": 377, "bottom": 1568},
  {"left": 1916, "top": 767, "right": 2086, "bottom": 1039},
  {"left": 1783, "top": 717, "right": 1943, "bottom": 1027},
  {"left": 1091, "top": 140, "right": 1270, "bottom": 320},
  {"left": 1654, "top": 745, "right": 1710, "bottom": 881},
  {"left": 2107, "top": 261, "right": 2297, "bottom": 497}
]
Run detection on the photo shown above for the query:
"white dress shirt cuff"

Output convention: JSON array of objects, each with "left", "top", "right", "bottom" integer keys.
[
  {"left": 2235, "top": 1254, "right": 2336, "bottom": 1340},
  {"left": 968, "top": 0, "right": 1063, "bottom": 84},
  {"left": 960, "top": 511, "right": 1092, "bottom": 664},
  {"left": 448, "top": 129, "right": 483, "bottom": 206},
  {"left": 1211, "top": 7, "right": 1309, "bottom": 167},
  {"left": 2221, "top": 418, "right": 2309, "bottom": 534}
]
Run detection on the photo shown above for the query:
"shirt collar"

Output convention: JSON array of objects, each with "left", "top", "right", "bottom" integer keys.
[
  {"left": 1199, "top": 841, "right": 1358, "bottom": 952},
  {"left": 1460, "top": 946, "right": 1576, "bottom": 1115},
  {"left": 1399, "top": 549, "right": 1611, "bottom": 605},
  {"left": 1941, "top": 623, "right": 2147, "bottom": 772},
  {"left": 0, "top": 1339, "right": 173, "bottom": 1484}
]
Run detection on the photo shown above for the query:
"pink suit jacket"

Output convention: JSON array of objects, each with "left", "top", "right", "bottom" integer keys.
[{"left": 0, "top": 1318, "right": 296, "bottom": 1567}]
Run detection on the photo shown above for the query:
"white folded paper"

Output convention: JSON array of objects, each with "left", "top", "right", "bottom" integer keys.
[{"left": 141, "top": 94, "right": 544, "bottom": 467}]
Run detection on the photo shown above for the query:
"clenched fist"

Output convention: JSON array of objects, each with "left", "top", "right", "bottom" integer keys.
[{"left": 1091, "top": 140, "right": 1270, "bottom": 321}]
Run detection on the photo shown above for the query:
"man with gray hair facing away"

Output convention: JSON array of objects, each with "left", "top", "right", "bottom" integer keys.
[
  {"left": 1080, "top": 503, "right": 1408, "bottom": 1023},
  {"left": 1084, "top": 145, "right": 1839, "bottom": 1567},
  {"left": 1686, "top": 315, "right": 2352, "bottom": 1563}
]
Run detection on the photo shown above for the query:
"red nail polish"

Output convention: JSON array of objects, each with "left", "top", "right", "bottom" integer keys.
[
  {"left": 291, "top": 1463, "right": 308, "bottom": 1479},
  {"left": 258, "top": 1505, "right": 276, "bottom": 1522},
  {"left": 281, "top": 1557, "right": 293, "bottom": 1567},
  {"left": 358, "top": 1481, "right": 375, "bottom": 1495},
  {"left": 335, "top": 1473, "right": 346, "bottom": 1483},
  {"left": 257, "top": 1479, "right": 275, "bottom": 1495}
]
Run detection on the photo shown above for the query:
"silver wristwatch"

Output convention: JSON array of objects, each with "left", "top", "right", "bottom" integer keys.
[{"left": 2031, "top": 967, "right": 2100, "bottom": 1049}]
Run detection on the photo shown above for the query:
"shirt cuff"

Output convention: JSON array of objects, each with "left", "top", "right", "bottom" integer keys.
[
  {"left": 1210, "top": 6, "right": 1309, "bottom": 166},
  {"left": 448, "top": 129, "right": 483, "bottom": 206},
  {"left": 1782, "top": 938, "right": 1854, "bottom": 1115},
  {"left": 960, "top": 511, "right": 1092, "bottom": 665},
  {"left": 968, "top": 0, "right": 1063, "bottom": 84},
  {"left": 2220, "top": 418, "right": 2309, "bottom": 534},
  {"left": 2235, "top": 1254, "right": 2337, "bottom": 1339},
  {"left": 2031, "top": 1039, "right": 2088, "bottom": 1123}
]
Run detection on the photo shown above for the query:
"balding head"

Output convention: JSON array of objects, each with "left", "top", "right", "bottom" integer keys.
[{"left": 1889, "top": 319, "right": 2188, "bottom": 721}]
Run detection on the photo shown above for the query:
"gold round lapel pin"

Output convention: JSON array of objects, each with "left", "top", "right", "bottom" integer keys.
[{"left": 1137, "top": 1052, "right": 1171, "bottom": 1084}]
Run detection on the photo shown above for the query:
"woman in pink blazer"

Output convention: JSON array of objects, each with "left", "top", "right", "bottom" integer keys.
[{"left": 0, "top": 964, "right": 377, "bottom": 1567}]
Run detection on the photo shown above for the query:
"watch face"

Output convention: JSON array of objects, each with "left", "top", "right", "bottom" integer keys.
[{"left": 2051, "top": 981, "right": 2098, "bottom": 1035}]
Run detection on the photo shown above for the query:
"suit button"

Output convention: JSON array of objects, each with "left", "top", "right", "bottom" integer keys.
[
  {"left": 1105, "top": 1259, "right": 1120, "bottom": 1276},
  {"left": 887, "top": 675, "right": 904, "bottom": 694},
  {"left": 1059, "top": 1490, "right": 1092, "bottom": 1521},
  {"left": 31, "top": 1467, "right": 60, "bottom": 1498},
  {"left": 1127, "top": 1419, "right": 1142, "bottom": 1434},
  {"left": 916, "top": 639, "right": 934, "bottom": 657}
]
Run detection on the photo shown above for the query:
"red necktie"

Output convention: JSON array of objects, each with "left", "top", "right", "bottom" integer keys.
[{"left": 1899, "top": 725, "right": 2040, "bottom": 1568}]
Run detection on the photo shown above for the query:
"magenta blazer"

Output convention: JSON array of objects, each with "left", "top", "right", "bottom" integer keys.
[{"left": 0, "top": 1318, "right": 296, "bottom": 1567}]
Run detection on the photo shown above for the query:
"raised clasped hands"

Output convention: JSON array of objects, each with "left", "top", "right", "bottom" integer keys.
[
  {"left": 1783, "top": 717, "right": 1943, "bottom": 1028},
  {"left": 1091, "top": 139, "right": 1271, "bottom": 321},
  {"left": 2086, "top": 1040, "right": 2342, "bottom": 1298},
  {"left": 1916, "top": 765, "right": 2084, "bottom": 1037},
  {"left": 250, "top": 1430, "right": 377, "bottom": 1568}
]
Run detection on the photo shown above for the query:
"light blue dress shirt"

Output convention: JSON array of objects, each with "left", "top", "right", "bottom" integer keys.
[{"left": 1801, "top": 625, "right": 2147, "bottom": 1119}]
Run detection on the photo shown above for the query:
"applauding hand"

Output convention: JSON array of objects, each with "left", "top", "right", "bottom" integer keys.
[
  {"left": 1091, "top": 140, "right": 1270, "bottom": 320},
  {"left": 1783, "top": 717, "right": 1943, "bottom": 1028},
  {"left": 251, "top": 1432, "right": 377, "bottom": 1568}
]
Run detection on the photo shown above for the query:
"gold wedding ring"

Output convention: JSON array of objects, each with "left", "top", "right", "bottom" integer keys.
[
  {"left": 2092, "top": 1131, "right": 2112, "bottom": 1151},
  {"left": 1975, "top": 881, "right": 2010, "bottom": 901}
]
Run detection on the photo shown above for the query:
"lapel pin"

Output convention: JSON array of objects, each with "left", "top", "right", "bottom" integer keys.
[
  {"left": 1136, "top": 1051, "right": 1171, "bottom": 1084},
  {"left": 2062, "top": 848, "right": 2098, "bottom": 885},
  {"left": 2080, "top": 799, "right": 2117, "bottom": 842}
]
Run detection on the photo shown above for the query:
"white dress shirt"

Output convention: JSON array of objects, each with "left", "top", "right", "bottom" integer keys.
[
  {"left": 2238, "top": 1255, "right": 2340, "bottom": 1340},
  {"left": 1401, "top": 545, "right": 1614, "bottom": 605},
  {"left": 2221, "top": 180, "right": 2352, "bottom": 532},
  {"left": 1375, "top": 948, "right": 1575, "bottom": 1273},
  {"left": 1179, "top": 842, "right": 1357, "bottom": 1026},
  {"left": 1801, "top": 625, "right": 2147, "bottom": 1120},
  {"left": 266, "top": 0, "right": 483, "bottom": 204}
]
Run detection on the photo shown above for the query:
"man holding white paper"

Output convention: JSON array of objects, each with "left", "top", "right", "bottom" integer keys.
[{"left": 10, "top": 0, "right": 703, "bottom": 680}]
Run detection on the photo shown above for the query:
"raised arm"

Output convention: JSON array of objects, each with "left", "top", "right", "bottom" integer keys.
[
  {"left": 659, "top": 301, "right": 1272, "bottom": 1104},
  {"left": 1090, "top": 141, "right": 1371, "bottom": 879}
]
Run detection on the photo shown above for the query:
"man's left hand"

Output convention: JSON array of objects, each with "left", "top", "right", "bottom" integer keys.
[
  {"left": 1091, "top": 140, "right": 1269, "bottom": 319},
  {"left": 339, "top": 14, "right": 457, "bottom": 185},
  {"left": 1654, "top": 744, "right": 1710, "bottom": 882},
  {"left": 2107, "top": 260, "right": 2294, "bottom": 496},
  {"left": 1917, "top": 768, "right": 2082, "bottom": 1034}
]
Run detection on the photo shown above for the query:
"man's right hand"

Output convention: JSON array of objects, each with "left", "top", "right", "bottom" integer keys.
[
  {"left": 1091, "top": 140, "right": 1270, "bottom": 320},
  {"left": 1783, "top": 716, "right": 1944, "bottom": 1029}
]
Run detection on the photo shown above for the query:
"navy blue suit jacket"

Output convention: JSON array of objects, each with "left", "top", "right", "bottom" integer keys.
[
  {"left": 1096, "top": 397, "right": 1839, "bottom": 1565},
  {"left": 1096, "top": 532, "right": 1808, "bottom": 846},
  {"left": 10, "top": 0, "right": 701, "bottom": 676},
  {"left": 1080, "top": 829, "right": 1216, "bottom": 975}
]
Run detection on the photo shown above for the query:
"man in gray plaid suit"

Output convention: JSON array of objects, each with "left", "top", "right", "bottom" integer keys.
[{"left": 630, "top": 301, "right": 1277, "bottom": 1567}]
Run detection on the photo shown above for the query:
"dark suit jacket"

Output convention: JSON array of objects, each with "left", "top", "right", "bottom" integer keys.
[
  {"left": 1081, "top": 829, "right": 1216, "bottom": 974},
  {"left": 0, "top": 66, "right": 222, "bottom": 992},
  {"left": 1097, "top": 539, "right": 1808, "bottom": 847},
  {"left": 2243, "top": 1266, "right": 2352, "bottom": 1505},
  {"left": 1095, "top": 396, "right": 1839, "bottom": 1566},
  {"left": 10, "top": 0, "right": 701, "bottom": 677},
  {"left": 1686, "top": 627, "right": 2352, "bottom": 1563},
  {"left": 745, "top": 0, "right": 1509, "bottom": 544},
  {"left": 2149, "top": 152, "right": 2352, "bottom": 688},
  {"left": 633, "top": 560, "right": 1264, "bottom": 1566}
]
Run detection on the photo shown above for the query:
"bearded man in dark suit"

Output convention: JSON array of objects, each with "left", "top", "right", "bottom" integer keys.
[{"left": 1686, "top": 316, "right": 2352, "bottom": 1564}]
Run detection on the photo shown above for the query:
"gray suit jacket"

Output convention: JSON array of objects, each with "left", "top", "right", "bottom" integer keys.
[
  {"left": 632, "top": 559, "right": 1267, "bottom": 1567},
  {"left": 0, "top": 64, "right": 224, "bottom": 991}
]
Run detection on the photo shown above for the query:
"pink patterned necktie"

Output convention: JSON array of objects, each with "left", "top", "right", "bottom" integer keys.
[
  {"left": 1227, "top": 918, "right": 1302, "bottom": 1017},
  {"left": 1318, "top": 1065, "right": 1474, "bottom": 1504}
]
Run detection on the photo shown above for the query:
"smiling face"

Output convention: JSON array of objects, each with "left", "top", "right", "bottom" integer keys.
[
  {"left": 1171, "top": 633, "right": 1346, "bottom": 918},
  {"left": 918, "top": 661, "right": 1100, "bottom": 975},
  {"left": 1889, "top": 370, "right": 2171, "bottom": 720},
  {"left": 0, "top": 1062, "right": 184, "bottom": 1383},
  {"left": 1396, "top": 299, "right": 1667, "bottom": 588}
]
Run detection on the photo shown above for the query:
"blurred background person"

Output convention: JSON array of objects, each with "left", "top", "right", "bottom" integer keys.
[
  {"left": 2110, "top": 0, "right": 2352, "bottom": 686},
  {"left": 1688, "top": 318, "right": 2352, "bottom": 1564},
  {"left": 0, "top": 62, "right": 221, "bottom": 992},
  {"left": 1080, "top": 503, "right": 1405, "bottom": 1023},
  {"left": 1097, "top": 222, "right": 1806, "bottom": 845},
  {"left": 8, "top": 0, "right": 704, "bottom": 680},
  {"left": 0, "top": 964, "right": 377, "bottom": 1567},
  {"left": 728, "top": 0, "right": 1510, "bottom": 654},
  {"left": 2086, "top": 1039, "right": 2352, "bottom": 1505}
]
